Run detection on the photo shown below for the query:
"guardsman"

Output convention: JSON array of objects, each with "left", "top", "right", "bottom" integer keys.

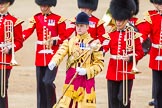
[
  {"left": 103, "top": 0, "right": 144, "bottom": 108},
  {"left": 66, "top": 0, "right": 106, "bottom": 44},
  {"left": 137, "top": 0, "right": 162, "bottom": 107},
  {"left": 141, "top": 0, "right": 156, "bottom": 106},
  {"left": 0, "top": 0, "right": 23, "bottom": 108},
  {"left": 48, "top": 12, "right": 104, "bottom": 108},
  {"left": 104, "top": 0, "right": 140, "bottom": 28},
  {"left": 102, "top": 0, "right": 145, "bottom": 54},
  {"left": 22, "top": 0, "right": 66, "bottom": 108}
]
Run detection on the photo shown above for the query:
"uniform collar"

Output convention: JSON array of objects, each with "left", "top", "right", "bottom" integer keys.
[
  {"left": 117, "top": 29, "right": 125, "bottom": 32},
  {"left": 0, "top": 12, "right": 8, "bottom": 17},
  {"left": 117, "top": 28, "right": 126, "bottom": 32},
  {"left": 153, "top": 10, "right": 162, "bottom": 16},
  {"left": 117, "top": 23, "right": 130, "bottom": 32},
  {"left": 76, "top": 33, "right": 90, "bottom": 39},
  {"left": 42, "top": 12, "right": 52, "bottom": 16},
  {"left": 158, "top": 11, "right": 162, "bottom": 16}
]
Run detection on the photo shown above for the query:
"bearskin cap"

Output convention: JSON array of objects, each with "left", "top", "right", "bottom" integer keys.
[
  {"left": 0, "top": 0, "right": 14, "bottom": 5},
  {"left": 77, "top": 0, "right": 98, "bottom": 11},
  {"left": 153, "top": 0, "right": 162, "bottom": 4},
  {"left": 150, "top": 0, "right": 154, "bottom": 3},
  {"left": 35, "top": 0, "right": 57, "bottom": 7},
  {"left": 133, "top": 0, "right": 139, "bottom": 15},
  {"left": 76, "top": 12, "right": 89, "bottom": 25},
  {"left": 109, "top": 0, "right": 136, "bottom": 20}
]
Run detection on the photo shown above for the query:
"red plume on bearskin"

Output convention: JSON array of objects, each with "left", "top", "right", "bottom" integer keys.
[{"left": 77, "top": 0, "right": 98, "bottom": 11}]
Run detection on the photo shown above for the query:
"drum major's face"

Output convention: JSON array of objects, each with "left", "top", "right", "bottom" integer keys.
[{"left": 76, "top": 24, "right": 89, "bottom": 35}]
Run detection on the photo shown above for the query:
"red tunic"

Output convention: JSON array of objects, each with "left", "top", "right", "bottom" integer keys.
[
  {"left": 137, "top": 10, "right": 162, "bottom": 70},
  {"left": 23, "top": 13, "right": 66, "bottom": 66},
  {"left": 129, "top": 17, "right": 138, "bottom": 26},
  {"left": 66, "top": 15, "right": 106, "bottom": 43},
  {"left": 0, "top": 13, "right": 23, "bottom": 69},
  {"left": 104, "top": 28, "right": 144, "bottom": 81}
]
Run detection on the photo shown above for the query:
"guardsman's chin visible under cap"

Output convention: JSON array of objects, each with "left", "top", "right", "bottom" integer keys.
[
  {"left": 77, "top": 0, "right": 98, "bottom": 11},
  {"left": 109, "top": 0, "right": 136, "bottom": 21},
  {"left": 76, "top": 12, "right": 89, "bottom": 25},
  {"left": 0, "top": 0, "right": 14, "bottom": 5},
  {"left": 153, "top": 0, "right": 162, "bottom": 4},
  {"left": 35, "top": 0, "right": 57, "bottom": 7}
]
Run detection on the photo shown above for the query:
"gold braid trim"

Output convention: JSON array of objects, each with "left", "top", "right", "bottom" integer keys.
[
  {"left": 27, "top": 16, "right": 36, "bottom": 28},
  {"left": 69, "top": 17, "right": 76, "bottom": 22},
  {"left": 97, "top": 19, "right": 104, "bottom": 27},
  {"left": 143, "top": 11, "right": 152, "bottom": 24},
  {"left": 58, "top": 17, "right": 66, "bottom": 24},
  {"left": 135, "top": 18, "right": 145, "bottom": 25},
  {"left": 14, "top": 19, "right": 24, "bottom": 27},
  {"left": 63, "top": 84, "right": 85, "bottom": 102},
  {"left": 85, "top": 87, "right": 96, "bottom": 102},
  {"left": 63, "top": 84, "right": 96, "bottom": 102},
  {"left": 102, "top": 33, "right": 111, "bottom": 40},
  {"left": 134, "top": 32, "right": 142, "bottom": 39}
]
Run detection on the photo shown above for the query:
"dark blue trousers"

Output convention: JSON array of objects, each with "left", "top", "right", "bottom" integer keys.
[
  {"left": 0, "top": 69, "right": 11, "bottom": 108},
  {"left": 107, "top": 80, "right": 133, "bottom": 108},
  {"left": 152, "top": 70, "right": 162, "bottom": 108},
  {"left": 36, "top": 66, "right": 57, "bottom": 108}
]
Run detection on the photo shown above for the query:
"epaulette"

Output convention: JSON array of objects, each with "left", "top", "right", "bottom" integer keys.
[
  {"left": 27, "top": 16, "right": 36, "bottom": 28},
  {"left": 102, "top": 33, "right": 111, "bottom": 40},
  {"left": 143, "top": 11, "right": 152, "bottom": 24},
  {"left": 69, "top": 17, "right": 76, "bottom": 23},
  {"left": 135, "top": 18, "right": 146, "bottom": 25},
  {"left": 58, "top": 17, "right": 66, "bottom": 24},
  {"left": 97, "top": 19, "right": 104, "bottom": 27},
  {"left": 108, "top": 26, "right": 117, "bottom": 33},
  {"left": 134, "top": 32, "right": 142, "bottom": 39},
  {"left": 29, "top": 16, "right": 36, "bottom": 23},
  {"left": 14, "top": 19, "right": 24, "bottom": 27},
  {"left": 34, "top": 13, "right": 41, "bottom": 16}
]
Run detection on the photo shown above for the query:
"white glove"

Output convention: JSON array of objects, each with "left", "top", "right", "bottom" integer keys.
[
  {"left": 48, "top": 61, "right": 56, "bottom": 71},
  {"left": 102, "top": 39, "right": 110, "bottom": 46},
  {"left": 91, "top": 39, "right": 100, "bottom": 48},
  {"left": 76, "top": 67, "right": 87, "bottom": 76}
]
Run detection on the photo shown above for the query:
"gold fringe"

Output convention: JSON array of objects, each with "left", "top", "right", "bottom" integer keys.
[
  {"left": 63, "top": 84, "right": 84, "bottom": 101},
  {"left": 85, "top": 87, "right": 96, "bottom": 102},
  {"left": 63, "top": 84, "right": 96, "bottom": 102},
  {"left": 55, "top": 86, "right": 96, "bottom": 108}
]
